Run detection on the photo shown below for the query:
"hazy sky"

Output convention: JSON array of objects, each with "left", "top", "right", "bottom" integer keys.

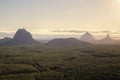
[{"left": 0, "top": 0, "right": 120, "bottom": 35}]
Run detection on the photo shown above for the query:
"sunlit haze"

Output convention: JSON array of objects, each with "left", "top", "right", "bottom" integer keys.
[{"left": 0, "top": 0, "right": 120, "bottom": 39}]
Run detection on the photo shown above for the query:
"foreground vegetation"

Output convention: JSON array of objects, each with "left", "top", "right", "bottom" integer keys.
[{"left": 0, "top": 45, "right": 120, "bottom": 80}]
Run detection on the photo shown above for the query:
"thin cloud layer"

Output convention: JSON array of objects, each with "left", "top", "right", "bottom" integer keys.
[{"left": 52, "top": 30, "right": 115, "bottom": 34}]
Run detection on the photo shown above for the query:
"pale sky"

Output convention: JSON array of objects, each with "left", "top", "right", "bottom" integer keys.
[{"left": 0, "top": 0, "right": 120, "bottom": 35}]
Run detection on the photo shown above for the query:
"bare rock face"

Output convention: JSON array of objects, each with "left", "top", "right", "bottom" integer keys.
[
  {"left": 80, "top": 32, "right": 96, "bottom": 42},
  {"left": 1, "top": 29, "right": 39, "bottom": 46},
  {"left": 13, "top": 29, "right": 34, "bottom": 42}
]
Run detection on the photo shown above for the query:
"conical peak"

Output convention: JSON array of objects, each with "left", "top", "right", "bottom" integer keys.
[
  {"left": 83, "top": 32, "right": 94, "bottom": 37},
  {"left": 85, "top": 32, "right": 91, "bottom": 35},
  {"left": 105, "top": 34, "right": 111, "bottom": 39},
  {"left": 102, "top": 34, "right": 113, "bottom": 41},
  {"left": 80, "top": 32, "right": 96, "bottom": 42}
]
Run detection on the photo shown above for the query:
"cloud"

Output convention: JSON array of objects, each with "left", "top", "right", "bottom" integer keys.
[
  {"left": 52, "top": 30, "right": 87, "bottom": 33},
  {"left": 0, "top": 32, "right": 14, "bottom": 38},
  {"left": 52, "top": 30, "right": 120, "bottom": 35},
  {"left": 91, "top": 31, "right": 111, "bottom": 34},
  {"left": 52, "top": 30, "right": 111, "bottom": 33}
]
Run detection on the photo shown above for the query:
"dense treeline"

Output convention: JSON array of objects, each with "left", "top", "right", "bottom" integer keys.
[{"left": 0, "top": 45, "right": 120, "bottom": 80}]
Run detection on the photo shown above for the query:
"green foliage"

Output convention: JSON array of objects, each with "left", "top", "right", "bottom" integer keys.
[
  {"left": 0, "top": 45, "right": 120, "bottom": 80},
  {"left": 0, "top": 64, "right": 39, "bottom": 75}
]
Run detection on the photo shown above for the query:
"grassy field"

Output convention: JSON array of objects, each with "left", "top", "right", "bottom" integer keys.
[{"left": 0, "top": 45, "right": 120, "bottom": 80}]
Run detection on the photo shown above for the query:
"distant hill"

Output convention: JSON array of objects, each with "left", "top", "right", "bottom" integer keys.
[
  {"left": 80, "top": 32, "right": 96, "bottom": 43},
  {"left": 80, "top": 32, "right": 120, "bottom": 45},
  {"left": 0, "top": 29, "right": 39, "bottom": 46},
  {"left": 46, "top": 38, "right": 90, "bottom": 48},
  {"left": 97, "top": 34, "right": 120, "bottom": 45},
  {"left": 0, "top": 37, "right": 12, "bottom": 45}
]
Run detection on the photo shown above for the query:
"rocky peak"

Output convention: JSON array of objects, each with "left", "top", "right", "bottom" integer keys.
[
  {"left": 80, "top": 32, "right": 96, "bottom": 42},
  {"left": 0, "top": 29, "right": 40, "bottom": 46},
  {"left": 102, "top": 34, "right": 113, "bottom": 41},
  {"left": 13, "top": 29, "right": 34, "bottom": 41}
]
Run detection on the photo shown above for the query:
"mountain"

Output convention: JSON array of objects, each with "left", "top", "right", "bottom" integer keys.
[
  {"left": 46, "top": 38, "right": 90, "bottom": 48},
  {"left": 0, "top": 37, "right": 12, "bottom": 45},
  {"left": 98, "top": 34, "right": 120, "bottom": 44},
  {"left": 14, "top": 29, "right": 34, "bottom": 41},
  {"left": 0, "top": 29, "right": 39, "bottom": 46},
  {"left": 80, "top": 32, "right": 96, "bottom": 43},
  {"left": 101, "top": 34, "right": 113, "bottom": 42}
]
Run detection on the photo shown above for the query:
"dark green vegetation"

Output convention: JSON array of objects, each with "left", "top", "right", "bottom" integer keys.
[{"left": 0, "top": 45, "right": 120, "bottom": 80}]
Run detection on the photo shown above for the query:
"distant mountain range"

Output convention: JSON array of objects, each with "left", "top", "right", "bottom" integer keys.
[
  {"left": 0, "top": 29, "right": 91, "bottom": 47},
  {"left": 0, "top": 29, "right": 120, "bottom": 47},
  {"left": 80, "top": 32, "right": 120, "bottom": 45}
]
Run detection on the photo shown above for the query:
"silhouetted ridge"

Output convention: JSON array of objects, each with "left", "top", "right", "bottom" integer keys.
[
  {"left": 14, "top": 29, "right": 34, "bottom": 41},
  {"left": 80, "top": 32, "right": 96, "bottom": 42},
  {"left": 101, "top": 34, "right": 113, "bottom": 41},
  {"left": 98, "top": 34, "right": 118, "bottom": 44},
  {"left": 0, "top": 37, "right": 12, "bottom": 45},
  {"left": 0, "top": 29, "right": 39, "bottom": 46},
  {"left": 46, "top": 38, "right": 90, "bottom": 48}
]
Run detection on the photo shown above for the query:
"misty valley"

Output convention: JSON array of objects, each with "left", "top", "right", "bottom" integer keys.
[
  {"left": 1, "top": 0, "right": 120, "bottom": 80},
  {"left": 0, "top": 29, "right": 120, "bottom": 80}
]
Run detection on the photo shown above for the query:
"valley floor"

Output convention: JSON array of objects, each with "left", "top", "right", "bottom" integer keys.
[{"left": 0, "top": 45, "right": 120, "bottom": 80}]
